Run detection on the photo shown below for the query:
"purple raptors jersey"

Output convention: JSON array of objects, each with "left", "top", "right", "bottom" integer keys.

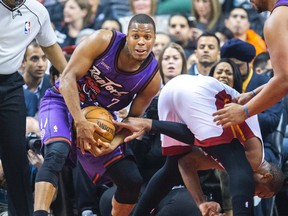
[
  {"left": 55, "top": 31, "right": 159, "bottom": 111},
  {"left": 274, "top": 0, "right": 288, "bottom": 9}
]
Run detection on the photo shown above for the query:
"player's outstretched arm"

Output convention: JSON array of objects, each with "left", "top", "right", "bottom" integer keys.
[{"left": 114, "top": 118, "right": 195, "bottom": 144}]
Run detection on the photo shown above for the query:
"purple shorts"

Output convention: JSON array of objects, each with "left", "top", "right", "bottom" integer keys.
[{"left": 39, "top": 88, "right": 128, "bottom": 184}]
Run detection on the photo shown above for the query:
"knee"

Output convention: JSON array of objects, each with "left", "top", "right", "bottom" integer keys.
[
  {"left": 35, "top": 142, "right": 70, "bottom": 186},
  {"left": 120, "top": 174, "right": 143, "bottom": 193},
  {"left": 114, "top": 174, "right": 143, "bottom": 204}
]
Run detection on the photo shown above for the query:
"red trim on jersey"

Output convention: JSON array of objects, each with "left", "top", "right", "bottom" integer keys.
[
  {"left": 103, "top": 154, "right": 124, "bottom": 167},
  {"left": 195, "top": 122, "right": 255, "bottom": 147},
  {"left": 162, "top": 145, "right": 193, "bottom": 156},
  {"left": 93, "top": 173, "right": 100, "bottom": 184},
  {"left": 44, "top": 137, "right": 71, "bottom": 145}
]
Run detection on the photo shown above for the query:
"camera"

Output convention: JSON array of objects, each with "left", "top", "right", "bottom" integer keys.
[{"left": 26, "top": 132, "right": 42, "bottom": 154}]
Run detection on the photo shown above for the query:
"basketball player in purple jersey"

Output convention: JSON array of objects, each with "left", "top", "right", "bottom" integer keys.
[
  {"left": 213, "top": 0, "right": 288, "bottom": 128},
  {"left": 35, "top": 14, "right": 161, "bottom": 216}
]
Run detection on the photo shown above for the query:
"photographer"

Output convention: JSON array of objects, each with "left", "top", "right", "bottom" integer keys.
[
  {"left": 0, "top": 117, "right": 43, "bottom": 215},
  {"left": 26, "top": 117, "right": 44, "bottom": 169}
]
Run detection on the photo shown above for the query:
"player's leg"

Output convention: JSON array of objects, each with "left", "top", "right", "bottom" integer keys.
[
  {"left": 105, "top": 157, "right": 142, "bottom": 216},
  {"left": 0, "top": 73, "right": 33, "bottom": 216},
  {"left": 203, "top": 139, "right": 255, "bottom": 216},
  {"left": 34, "top": 141, "right": 70, "bottom": 215},
  {"left": 34, "top": 96, "right": 72, "bottom": 216},
  {"left": 131, "top": 155, "right": 183, "bottom": 216}
]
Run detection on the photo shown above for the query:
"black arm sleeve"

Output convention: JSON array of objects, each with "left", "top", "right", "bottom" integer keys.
[{"left": 151, "top": 120, "right": 194, "bottom": 145}]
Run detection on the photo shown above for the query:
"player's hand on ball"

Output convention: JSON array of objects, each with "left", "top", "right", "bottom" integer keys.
[
  {"left": 75, "top": 119, "right": 106, "bottom": 155},
  {"left": 90, "top": 139, "right": 115, "bottom": 156},
  {"left": 199, "top": 201, "right": 225, "bottom": 216}
]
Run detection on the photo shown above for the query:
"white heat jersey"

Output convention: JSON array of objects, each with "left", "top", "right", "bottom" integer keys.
[
  {"left": 0, "top": 0, "right": 57, "bottom": 74},
  {"left": 158, "top": 75, "right": 263, "bottom": 157}
]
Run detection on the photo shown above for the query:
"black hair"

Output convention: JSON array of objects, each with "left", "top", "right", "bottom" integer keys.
[
  {"left": 267, "top": 163, "right": 285, "bottom": 194},
  {"left": 197, "top": 32, "right": 221, "bottom": 49},
  {"left": 253, "top": 52, "right": 270, "bottom": 71},
  {"left": 229, "top": 6, "right": 250, "bottom": 20},
  {"left": 128, "top": 14, "right": 156, "bottom": 33},
  {"left": 209, "top": 58, "right": 243, "bottom": 93},
  {"left": 215, "top": 26, "right": 234, "bottom": 40},
  {"left": 168, "top": 13, "right": 195, "bottom": 28},
  {"left": 101, "top": 17, "right": 123, "bottom": 33}
]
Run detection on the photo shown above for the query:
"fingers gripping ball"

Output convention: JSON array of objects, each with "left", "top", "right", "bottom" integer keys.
[{"left": 82, "top": 106, "right": 115, "bottom": 142}]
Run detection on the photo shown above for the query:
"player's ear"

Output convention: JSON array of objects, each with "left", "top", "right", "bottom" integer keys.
[{"left": 260, "top": 173, "right": 273, "bottom": 183}]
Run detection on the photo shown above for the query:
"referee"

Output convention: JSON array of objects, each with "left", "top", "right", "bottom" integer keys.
[{"left": 0, "top": 0, "right": 66, "bottom": 215}]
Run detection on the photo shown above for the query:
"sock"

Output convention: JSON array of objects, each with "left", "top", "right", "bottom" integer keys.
[{"left": 33, "top": 210, "right": 48, "bottom": 216}]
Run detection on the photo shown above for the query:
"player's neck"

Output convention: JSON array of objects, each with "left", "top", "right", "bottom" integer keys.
[
  {"left": 118, "top": 46, "right": 144, "bottom": 72},
  {"left": 2, "top": 0, "right": 23, "bottom": 8}
]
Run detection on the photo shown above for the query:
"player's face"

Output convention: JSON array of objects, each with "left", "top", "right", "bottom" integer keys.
[
  {"left": 213, "top": 62, "right": 234, "bottom": 88},
  {"left": 254, "top": 182, "right": 274, "bottom": 198},
  {"left": 127, "top": 22, "right": 156, "bottom": 62}
]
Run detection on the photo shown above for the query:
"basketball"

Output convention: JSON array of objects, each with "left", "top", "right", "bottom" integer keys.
[{"left": 81, "top": 106, "right": 115, "bottom": 143}]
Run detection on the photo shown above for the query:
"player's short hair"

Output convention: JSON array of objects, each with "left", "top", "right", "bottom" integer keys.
[
  {"left": 268, "top": 163, "right": 285, "bottom": 194},
  {"left": 128, "top": 14, "right": 156, "bottom": 33}
]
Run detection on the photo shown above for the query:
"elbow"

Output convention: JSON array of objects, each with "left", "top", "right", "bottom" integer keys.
[{"left": 271, "top": 75, "right": 288, "bottom": 97}]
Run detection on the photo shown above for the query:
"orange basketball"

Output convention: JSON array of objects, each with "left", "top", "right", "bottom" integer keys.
[{"left": 81, "top": 106, "right": 115, "bottom": 143}]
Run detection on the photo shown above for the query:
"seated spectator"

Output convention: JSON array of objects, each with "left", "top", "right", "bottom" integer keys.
[
  {"left": 55, "top": 0, "right": 92, "bottom": 47},
  {"left": 214, "top": 26, "right": 234, "bottom": 47},
  {"left": 119, "top": 0, "right": 169, "bottom": 33},
  {"left": 152, "top": 32, "right": 171, "bottom": 61},
  {"left": 168, "top": 13, "right": 196, "bottom": 58},
  {"left": 191, "top": 0, "right": 224, "bottom": 33},
  {"left": 45, "top": 0, "right": 65, "bottom": 30},
  {"left": 22, "top": 40, "right": 51, "bottom": 100},
  {"left": 104, "top": 0, "right": 131, "bottom": 19},
  {"left": 75, "top": 28, "right": 96, "bottom": 45},
  {"left": 24, "top": 89, "right": 39, "bottom": 117},
  {"left": 253, "top": 52, "right": 273, "bottom": 76},
  {"left": 85, "top": 0, "right": 114, "bottom": 30},
  {"left": 224, "top": 6, "right": 266, "bottom": 55},
  {"left": 100, "top": 17, "right": 123, "bottom": 32},
  {"left": 188, "top": 32, "right": 220, "bottom": 76}
]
